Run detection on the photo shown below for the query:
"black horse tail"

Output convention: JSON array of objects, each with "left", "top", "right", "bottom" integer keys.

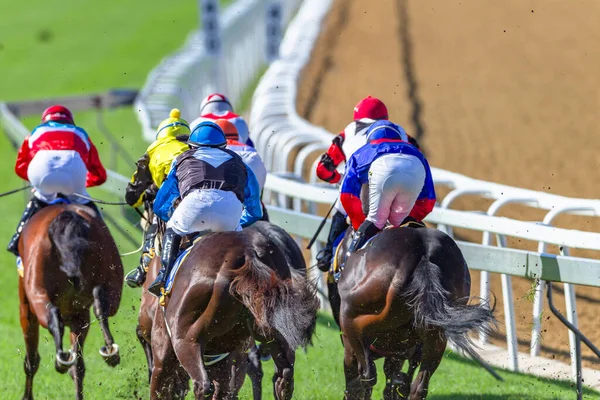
[
  {"left": 404, "top": 259, "right": 501, "bottom": 377},
  {"left": 48, "top": 210, "right": 91, "bottom": 290},
  {"left": 230, "top": 253, "right": 319, "bottom": 350}
]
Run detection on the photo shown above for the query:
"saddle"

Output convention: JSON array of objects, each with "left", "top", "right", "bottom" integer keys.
[{"left": 329, "top": 219, "right": 426, "bottom": 283}]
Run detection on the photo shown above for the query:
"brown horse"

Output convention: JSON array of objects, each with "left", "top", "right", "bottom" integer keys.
[
  {"left": 149, "top": 225, "right": 319, "bottom": 400},
  {"left": 331, "top": 225, "right": 498, "bottom": 400},
  {"left": 136, "top": 220, "right": 299, "bottom": 398},
  {"left": 18, "top": 204, "right": 123, "bottom": 400}
]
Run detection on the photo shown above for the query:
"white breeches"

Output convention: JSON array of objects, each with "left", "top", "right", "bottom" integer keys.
[
  {"left": 167, "top": 189, "right": 243, "bottom": 236},
  {"left": 27, "top": 150, "right": 90, "bottom": 204},
  {"left": 366, "top": 153, "right": 426, "bottom": 229}
]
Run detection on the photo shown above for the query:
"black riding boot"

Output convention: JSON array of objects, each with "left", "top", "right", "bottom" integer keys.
[
  {"left": 148, "top": 228, "right": 181, "bottom": 298},
  {"left": 316, "top": 211, "right": 349, "bottom": 272},
  {"left": 125, "top": 219, "right": 158, "bottom": 288},
  {"left": 346, "top": 220, "right": 381, "bottom": 258},
  {"left": 7, "top": 197, "right": 48, "bottom": 256}
]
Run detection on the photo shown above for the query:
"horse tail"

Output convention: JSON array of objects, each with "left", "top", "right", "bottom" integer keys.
[
  {"left": 404, "top": 259, "right": 497, "bottom": 356},
  {"left": 230, "top": 253, "right": 319, "bottom": 350},
  {"left": 48, "top": 210, "right": 91, "bottom": 290}
]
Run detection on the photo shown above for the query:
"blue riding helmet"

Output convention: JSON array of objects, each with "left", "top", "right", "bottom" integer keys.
[
  {"left": 366, "top": 120, "right": 404, "bottom": 143},
  {"left": 188, "top": 121, "right": 227, "bottom": 148}
]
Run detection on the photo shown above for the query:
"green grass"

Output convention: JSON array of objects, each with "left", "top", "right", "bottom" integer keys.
[{"left": 1, "top": 0, "right": 599, "bottom": 399}]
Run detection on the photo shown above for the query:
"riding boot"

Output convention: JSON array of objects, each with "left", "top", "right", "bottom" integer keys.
[
  {"left": 148, "top": 228, "right": 182, "bottom": 298},
  {"left": 125, "top": 220, "right": 158, "bottom": 288},
  {"left": 346, "top": 220, "right": 381, "bottom": 258},
  {"left": 316, "top": 211, "right": 349, "bottom": 272},
  {"left": 7, "top": 197, "right": 48, "bottom": 256}
]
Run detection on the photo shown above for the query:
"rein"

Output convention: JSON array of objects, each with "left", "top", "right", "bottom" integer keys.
[
  {"left": 71, "top": 192, "right": 129, "bottom": 206},
  {"left": 0, "top": 185, "right": 31, "bottom": 198}
]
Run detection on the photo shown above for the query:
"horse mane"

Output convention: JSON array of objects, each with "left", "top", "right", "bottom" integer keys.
[{"left": 48, "top": 210, "right": 92, "bottom": 290}]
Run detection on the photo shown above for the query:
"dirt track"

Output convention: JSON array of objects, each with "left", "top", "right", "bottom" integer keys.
[{"left": 297, "top": 0, "right": 600, "bottom": 369}]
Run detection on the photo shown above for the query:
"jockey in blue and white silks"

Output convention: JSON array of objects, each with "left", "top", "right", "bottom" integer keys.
[{"left": 148, "top": 121, "right": 262, "bottom": 297}]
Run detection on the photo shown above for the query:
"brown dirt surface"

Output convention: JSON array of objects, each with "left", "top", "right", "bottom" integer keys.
[{"left": 296, "top": 0, "right": 600, "bottom": 369}]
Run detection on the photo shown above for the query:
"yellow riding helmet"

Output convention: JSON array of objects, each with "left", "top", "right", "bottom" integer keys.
[{"left": 155, "top": 109, "right": 191, "bottom": 140}]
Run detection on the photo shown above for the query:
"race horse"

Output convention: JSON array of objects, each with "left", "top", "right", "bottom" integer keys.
[
  {"left": 331, "top": 224, "right": 499, "bottom": 399},
  {"left": 18, "top": 204, "right": 123, "bottom": 400},
  {"left": 146, "top": 221, "right": 319, "bottom": 399}
]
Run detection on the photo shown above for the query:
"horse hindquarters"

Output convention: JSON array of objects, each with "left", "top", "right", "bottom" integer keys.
[{"left": 230, "top": 256, "right": 319, "bottom": 400}]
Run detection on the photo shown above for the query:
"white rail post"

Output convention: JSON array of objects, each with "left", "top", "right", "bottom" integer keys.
[
  {"left": 561, "top": 246, "right": 580, "bottom": 381},
  {"left": 266, "top": 1, "right": 283, "bottom": 62},
  {"left": 479, "top": 197, "right": 536, "bottom": 372},
  {"left": 201, "top": 0, "right": 226, "bottom": 93},
  {"left": 531, "top": 206, "right": 592, "bottom": 358}
]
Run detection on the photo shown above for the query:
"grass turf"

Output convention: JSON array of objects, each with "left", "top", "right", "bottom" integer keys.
[{"left": 0, "top": 0, "right": 598, "bottom": 399}]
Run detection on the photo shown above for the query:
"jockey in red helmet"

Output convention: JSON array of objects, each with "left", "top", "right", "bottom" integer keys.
[
  {"left": 190, "top": 93, "right": 254, "bottom": 147},
  {"left": 8, "top": 105, "right": 107, "bottom": 259},
  {"left": 314, "top": 96, "right": 421, "bottom": 272}
]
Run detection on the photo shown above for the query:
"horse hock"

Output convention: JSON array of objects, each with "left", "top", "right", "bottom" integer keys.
[{"left": 92, "top": 285, "right": 120, "bottom": 366}]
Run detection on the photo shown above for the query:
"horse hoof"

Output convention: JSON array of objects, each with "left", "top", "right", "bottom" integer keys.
[
  {"left": 55, "top": 349, "right": 77, "bottom": 373},
  {"left": 99, "top": 343, "right": 120, "bottom": 367}
]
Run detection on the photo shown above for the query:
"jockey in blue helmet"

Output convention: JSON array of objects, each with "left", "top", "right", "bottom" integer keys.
[{"left": 148, "top": 121, "right": 263, "bottom": 297}]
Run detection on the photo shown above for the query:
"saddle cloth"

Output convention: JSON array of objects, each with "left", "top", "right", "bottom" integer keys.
[{"left": 330, "top": 220, "right": 426, "bottom": 279}]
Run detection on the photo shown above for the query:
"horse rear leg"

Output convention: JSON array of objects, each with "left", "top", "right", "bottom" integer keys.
[
  {"left": 68, "top": 312, "right": 90, "bottom": 400},
  {"left": 92, "top": 285, "right": 120, "bottom": 367},
  {"left": 19, "top": 280, "right": 40, "bottom": 400},
  {"left": 259, "top": 338, "right": 295, "bottom": 400},
  {"left": 383, "top": 345, "right": 422, "bottom": 400},
  {"left": 150, "top": 309, "right": 189, "bottom": 400},
  {"left": 47, "top": 304, "right": 76, "bottom": 374},
  {"left": 383, "top": 356, "right": 407, "bottom": 400},
  {"left": 172, "top": 339, "right": 214, "bottom": 399},
  {"left": 136, "top": 324, "right": 153, "bottom": 383},
  {"left": 246, "top": 344, "right": 263, "bottom": 400},
  {"left": 409, "top": 332, "right": 446, "bottom": 400}
]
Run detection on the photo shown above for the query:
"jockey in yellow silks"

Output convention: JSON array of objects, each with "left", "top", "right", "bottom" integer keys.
[{"left": 123, "top": 108, "right": 190, "bottom": 288}]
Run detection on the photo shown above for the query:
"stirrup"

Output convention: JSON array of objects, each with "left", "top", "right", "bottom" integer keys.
[
  {"left": 124, "top": 266, "right": 146, "bottom": 288},
  {"left": 141, "top": 248, "right": 156, "bottom": 271}
]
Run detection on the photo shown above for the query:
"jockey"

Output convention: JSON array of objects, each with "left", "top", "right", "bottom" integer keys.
[
  {"left": 214, "top": 119, "right": 267, "bottom": 191},
  {"left": 190, "top": 93, "right": 254, "bottom": 146},
  {"left": 148, "top": 121, "right": 263, "bottom": 297},
  {"left": 123, "top": 108, "right": 191, "bottom": 288},
  {"left": 314, "top": 96, "right": 421, "bottom": 272},
  {"left": 7, "top": 105, "right": 107, "bottom": 258},
  {"left": 340, "top": 120, "right": 435, "bottom": 256}
]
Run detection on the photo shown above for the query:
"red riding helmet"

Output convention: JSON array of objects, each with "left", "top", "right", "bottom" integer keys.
[
  {"left": 41, "top": 105, "right": 75, "bottom": 125},
  {"left": 353, "top": 96, "right": 388, "bottom": 121},
  {"left": 200, "top": 93, "right": 233, "bottom": 115}
]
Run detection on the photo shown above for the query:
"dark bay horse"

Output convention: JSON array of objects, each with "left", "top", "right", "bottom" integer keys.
[
  {"left": 18, "top": 204, "right": 123, "bottom": 400},
  {"left": 148, "top": 222, "right": 319, "bottom": 400},
  {"left": 332, "top": 225, "right": 498, "bottom": 400}
]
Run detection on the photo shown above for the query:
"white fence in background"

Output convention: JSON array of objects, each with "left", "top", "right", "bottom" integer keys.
[
  {"left": 250, "top": 0, "right": 600, "bottom": 382},
  {"left": 135, "top": 0, "right": 302, "bottom": 141}
]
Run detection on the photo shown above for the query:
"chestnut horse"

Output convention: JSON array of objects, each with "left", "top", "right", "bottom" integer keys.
[
  {"left": 18, "top": 204, "right": 123, "bottom": 400},
  {"left": 331, "top": 225, "right": 499, "bottom": 400},
  {"left": 147, "top": 222, "right": 319, "bottom": 400}
]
